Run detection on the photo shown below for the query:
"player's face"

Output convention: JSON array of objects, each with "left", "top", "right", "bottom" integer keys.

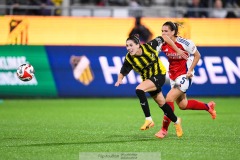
[
  {"left": 162, "top": 25, "right": 174, "bottom": 39},
  {"left": 126, "top": 40, "right": 139, "bottom": 56}
]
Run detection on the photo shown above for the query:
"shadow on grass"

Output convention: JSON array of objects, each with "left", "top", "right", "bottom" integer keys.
[{"left": 8, "top": 135, "right": 161, "bottom": 147}]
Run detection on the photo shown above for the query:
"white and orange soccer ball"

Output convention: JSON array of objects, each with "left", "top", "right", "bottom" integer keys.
[{"left": 16, "top": 64, "right": 35, "bottom": 82}]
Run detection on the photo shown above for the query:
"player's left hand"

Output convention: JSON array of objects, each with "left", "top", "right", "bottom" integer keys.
[{"left": 186, "top": 71, "right": 193, "bottom": 79}]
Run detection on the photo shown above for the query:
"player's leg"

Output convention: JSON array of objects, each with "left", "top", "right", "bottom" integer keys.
[
  {"left": 155, "top": 87, "right": 183, "bottom": 138},
  {"left": 174, "top": 76, "right": 217, "bottom": 119},
  {"left": 151, "top": 91, "right": 169, "bottom": 138},
  {"left": 147, "top": 74, "right": 182, "bottom": 137},
  {"left": 136, "top": 79, "right": 157, "bottom": 130},
  {"left": 176, "top": 93, "right": 188, "bottom": 109},
  {"left": 136, "top": 77, "right": 181, "bottom": 131},
  {"left": 178, "top": 97, "right": 217, "bottom": 119},
  {"left": 151, "top": 91, "right": 183, "bottom": 138},
  {"left": 156, "top": 75, "right": 190, "bottom": 138}
]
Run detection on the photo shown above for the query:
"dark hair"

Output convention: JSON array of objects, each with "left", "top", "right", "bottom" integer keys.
[
  {"left": 127, "top": 34, "right": 140, "bottom": 44},
  {"left": 163, "top": 21, "right": 179, "bottom": 37},
  {"left": 135, "top": 17, "right": 141, "bottom": 26}
]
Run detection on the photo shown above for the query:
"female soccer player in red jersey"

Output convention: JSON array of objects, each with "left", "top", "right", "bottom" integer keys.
[
  {"left": 155, "top": 21, "right": 217, "bottom": 139},
  {"left": 115, "top": 34, "right": 185, "bottom": 137}
]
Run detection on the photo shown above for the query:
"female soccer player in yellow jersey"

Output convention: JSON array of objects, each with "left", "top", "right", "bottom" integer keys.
[{"left": 115, "top": 34, "right": 185, "bottom": 138}]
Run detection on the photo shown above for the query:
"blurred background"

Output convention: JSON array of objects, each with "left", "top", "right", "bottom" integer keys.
[
  {"left": 0, "top": 0, "right": 240, "bottom": 17},
  {"left": 0, "top": 0, "right": 240, "bottom": 98}
]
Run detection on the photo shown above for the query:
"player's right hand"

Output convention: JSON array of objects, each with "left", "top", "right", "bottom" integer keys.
[
  {"left": 177, "top": 50, "right": 188, "bottom": 60},
  {"left": 114, "top": 81, "right": 122, "bottom": 87}
]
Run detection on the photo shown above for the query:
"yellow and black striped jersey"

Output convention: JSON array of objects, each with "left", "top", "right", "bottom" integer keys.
[{"left": 121, "top": 36, "right": 166, "bottom": 81}]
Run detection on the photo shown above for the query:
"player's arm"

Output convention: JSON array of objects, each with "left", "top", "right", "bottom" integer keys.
[
  {"left": 185, "top": 40, "right": 200, "bottom": 78},
  {"left": 115, "top": 73, "right": 124, "bottom": 87},
  {"left": 161, "top": 35, "right": 188, "bottom": 60},
  {"left": 146, "top": 36, "right": 163, "bottom": 51},
  {"left": 187, "top": 50, "right": 201, "bottom": 79},
  {"left": 115, "top": 59, "right": 133, "bottom": 87}
]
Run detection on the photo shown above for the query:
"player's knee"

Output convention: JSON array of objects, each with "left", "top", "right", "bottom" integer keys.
[
  {"left": 155, "top": 96, "right": 165, "bottom": 107},
  {"left": 179, "top": 105, "right": 187, "bottom": 110},
  {"left": 135, "top": 89, "right": 144, "bottom": 96},
  {"left": 166, "top": 97, "right": 174, "bottom": 103},
  {"left": 177, "top": 100, "right": 188, "bottom": 110}
]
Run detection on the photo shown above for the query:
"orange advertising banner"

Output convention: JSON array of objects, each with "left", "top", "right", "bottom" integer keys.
[{"left": 0, "top": 16, "right": 239, "bottom": 46}]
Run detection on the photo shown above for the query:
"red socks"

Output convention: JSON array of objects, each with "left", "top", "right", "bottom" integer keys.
[
  {"left": 161, "top": 102, "right": 174, "bottom": 131},
  {"left": 161, "top": 100, "right": 208, "bottom": 131},
  {"left": 185, "top": 100, "right": 208, "bottom": 110},
  {"left": 162, "top": 115, "right": 171, "bottom": 131}
]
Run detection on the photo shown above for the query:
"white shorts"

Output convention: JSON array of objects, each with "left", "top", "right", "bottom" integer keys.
[{"left": 170, "top": 74, "right": 193, "bottom": 93}]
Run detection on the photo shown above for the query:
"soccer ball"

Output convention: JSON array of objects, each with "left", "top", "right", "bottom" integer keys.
[{"left": 16, "top": 64, "right": 35, "bottom": 81}]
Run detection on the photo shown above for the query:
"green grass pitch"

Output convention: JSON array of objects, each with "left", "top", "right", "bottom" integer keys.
[{"left": 0, "top": 97, "right": 239, "bottom": 160}]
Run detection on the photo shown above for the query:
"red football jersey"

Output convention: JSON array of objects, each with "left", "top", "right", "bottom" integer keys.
[{"left": 161, "top": 37, "right": 197, "bottom": 80}]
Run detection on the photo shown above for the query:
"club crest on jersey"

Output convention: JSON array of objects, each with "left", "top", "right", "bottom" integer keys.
[
  {"left": 164, "top": 48, "right": 168, "bottom": 52},
  {"left": 151, "top": 53, "right": 154, "bottom": 58}
]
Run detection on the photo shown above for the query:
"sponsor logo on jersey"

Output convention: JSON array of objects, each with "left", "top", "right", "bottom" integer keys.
[{"left": 178, "top": 38, "right": 190, "bottom": 46}]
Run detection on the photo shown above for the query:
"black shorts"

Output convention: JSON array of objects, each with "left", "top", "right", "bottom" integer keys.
[{"left": 148, "top": 74, "right": 166, "bottom": 97}]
